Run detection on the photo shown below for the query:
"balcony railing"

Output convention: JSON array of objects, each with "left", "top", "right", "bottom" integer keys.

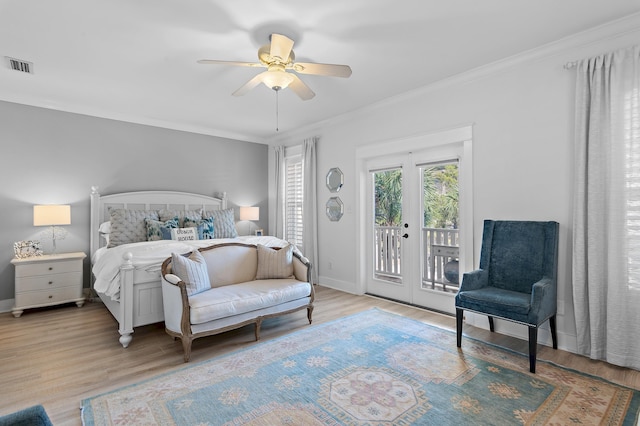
[{"left": 373, "top": 226, "right": 460, "bottom": 290}]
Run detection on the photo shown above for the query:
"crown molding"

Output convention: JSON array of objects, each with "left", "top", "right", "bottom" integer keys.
[{"left": 0, "top": 95, "right": 267, "bottom": 144}]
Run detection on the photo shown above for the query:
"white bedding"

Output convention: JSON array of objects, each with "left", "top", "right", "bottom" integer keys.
[{"left": 92, "top": 236, "right": 300, "bottom": 301}]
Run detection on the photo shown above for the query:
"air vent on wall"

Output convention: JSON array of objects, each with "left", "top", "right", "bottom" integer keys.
[{"left": 6, "top": 57, "right": 33, "bottom": 74}]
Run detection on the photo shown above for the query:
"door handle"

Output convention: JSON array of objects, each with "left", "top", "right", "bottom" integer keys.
[{"left": 402, "top": 233, "right": 409, "bottom": 239}]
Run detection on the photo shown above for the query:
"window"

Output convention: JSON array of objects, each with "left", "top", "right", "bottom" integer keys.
[{"left": 285, "top": 154, "right": 303, "bottom": 247}]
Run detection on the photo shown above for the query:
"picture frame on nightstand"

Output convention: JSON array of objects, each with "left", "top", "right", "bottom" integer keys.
[
  {"left": 13, "top": 240, "right": 43, "bottom": 259},
  {"left": 255, "top": 229, "right": 264, "bottom": 236}
]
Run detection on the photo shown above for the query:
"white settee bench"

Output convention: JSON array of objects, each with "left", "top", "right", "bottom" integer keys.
[{"left": 161, "top": 242, "right": 314, "bottom": 361}]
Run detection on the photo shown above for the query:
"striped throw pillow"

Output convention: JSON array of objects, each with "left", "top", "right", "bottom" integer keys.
[
  {"left": 171, "top": 249, "right": 210, "bottom": 296},
  {"left": 256, "top": 244, "right": 294, "bottom": 279}
]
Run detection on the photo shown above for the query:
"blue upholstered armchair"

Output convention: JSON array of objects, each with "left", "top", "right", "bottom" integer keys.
[{"left": 455, "top": 220, "right": 559, "bottom": 373}]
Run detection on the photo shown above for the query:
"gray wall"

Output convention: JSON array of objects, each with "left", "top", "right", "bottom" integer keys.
[{"left": 0, "top": 101, "right": 268, "bottom": 302}]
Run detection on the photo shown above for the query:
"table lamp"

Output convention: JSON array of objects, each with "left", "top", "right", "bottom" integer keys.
[
  {"left": 239, "top": 206, "right": 260, "bottom": 235},
  {"left": 33, "top": 204, "right": 71, "bottom": 253}
]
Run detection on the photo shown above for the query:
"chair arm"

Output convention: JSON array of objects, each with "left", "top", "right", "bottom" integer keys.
[
  {"left": 459, "top": 269, "right": 488, "bottom": 291},
  {"left": 293, "top": 254, "right": 311, "bottom": 283},
  {"left": 530, "top": 277, "right": 557, "bottom": 318},
  {"left": 161, "top": 273, "right": 191, "bottom": 335},
  {"left": 164, "top": 273, "right": 182, "bottom": 285}
]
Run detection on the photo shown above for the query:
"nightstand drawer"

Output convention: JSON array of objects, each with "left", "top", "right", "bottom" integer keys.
[
  {"left": 15, "top": 286, "right": 83, "bottom": 307},
  {"left": 15, "top": 259, "right": 81, "bottom": 278},
  {"left": 16, "top": 271, "right": 82, "bottom": 292}
]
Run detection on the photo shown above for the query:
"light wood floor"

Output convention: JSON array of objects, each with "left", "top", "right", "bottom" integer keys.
[{"left": 0, "top": 285, "right": 638, "bottom": 425}]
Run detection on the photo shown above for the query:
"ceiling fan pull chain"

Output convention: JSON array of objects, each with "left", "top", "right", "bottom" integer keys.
[{"left": 275, "top": 89, "right": 279, "bottom": 132}]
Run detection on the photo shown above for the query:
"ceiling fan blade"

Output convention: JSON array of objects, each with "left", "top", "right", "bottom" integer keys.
[
  {"left": 292, "top": 62, "right": 352, "bottom": 78},
  {"left": 288, "top": 74, "right": 315, "bottom": 101},
  {"left": 197, "top": 59, "right": 263, "bottom": 68},
  {"left": 270, "top": 34, "right": 294, "bottom": 62},
  {"left": 232, "top": 72, "right": 266, "bottom": 97}
]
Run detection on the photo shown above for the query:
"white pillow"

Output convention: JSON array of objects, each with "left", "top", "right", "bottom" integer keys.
[
  {"left": 171, "top": 250, "right": 210, "bottom": 296},
  {"left": 99, "top": 221, "right": 111, "bottom": 234},
  {"left": 99, "top": 221, "right": 111, "bottom": 245},
  {"left": 256, "top": 244, "right": 294, "bottom": 279}
]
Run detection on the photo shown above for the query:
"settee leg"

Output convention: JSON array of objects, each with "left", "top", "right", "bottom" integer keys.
[
  {"left": 307, "top": 306, "right": 314, "bottom": 324},
  {"left": 182, "top": 338, "right": 192, "bottom": 363},
  {"left": 255, "top": 319, "right": 262, "bottom": 341}
]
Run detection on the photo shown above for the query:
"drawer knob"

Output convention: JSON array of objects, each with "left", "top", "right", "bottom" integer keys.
[
  {"left": 48, "top": 295, "right": 53, "bottom": 299},
  {"left": 48, "top": 281, "right": 53, "bottom": 285},
  {"left": 48, "top": 267, "right": 53, "bottom": 271}
]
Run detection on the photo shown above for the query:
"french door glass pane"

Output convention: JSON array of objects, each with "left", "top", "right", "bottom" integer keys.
[
  {"left": 421, "top": 162, "right": 460, "bottom": 291},
  {"left": 373, "top": 168, "right": 403, "bottom": 283}
]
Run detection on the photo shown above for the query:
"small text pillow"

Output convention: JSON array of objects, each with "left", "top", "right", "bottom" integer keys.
[
  {"left": 170, "top": 227, "right": 198, "bottom": 241},
  {"left": 171, "top": 250, "right": 210, "bottom": 296},
  {"left": 256, "top": 244, "right": 294, "bottom": 279}
]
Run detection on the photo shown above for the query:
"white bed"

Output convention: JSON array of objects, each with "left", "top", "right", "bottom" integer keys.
[{"left": 89, "top": 187, "right": 290, "bottom": 348}]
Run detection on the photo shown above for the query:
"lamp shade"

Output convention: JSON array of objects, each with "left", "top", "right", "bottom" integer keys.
[
  {"left": 239, "top": 206, "right": 259, "bottom": 221},
  {"left": 33, "top": 205, "right": 71, "bottom": 226}
]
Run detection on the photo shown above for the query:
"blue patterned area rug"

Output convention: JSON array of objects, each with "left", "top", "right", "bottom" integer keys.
[{"left": 81, "top": 309, "right": 640, "bottom": 425}]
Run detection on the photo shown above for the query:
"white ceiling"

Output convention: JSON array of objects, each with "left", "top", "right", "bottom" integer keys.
[{"left": 1, "top": 1, "right": 639, "bottom": 144}]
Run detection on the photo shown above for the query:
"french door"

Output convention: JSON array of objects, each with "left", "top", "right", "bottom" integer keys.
[{"left": 364, "top": 145, "right": 468, "bottom": 315}]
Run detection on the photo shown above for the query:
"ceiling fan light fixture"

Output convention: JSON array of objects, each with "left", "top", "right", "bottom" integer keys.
[{"left": 262, "top": 69, "right": 295, "bottom": 91}]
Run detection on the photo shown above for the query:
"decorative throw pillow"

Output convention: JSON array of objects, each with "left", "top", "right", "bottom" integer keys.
[
  {"left": 170, "top": 227, "right": 198, "bottom": 241},
  {"left": 171, "top": 249, "right": 210, "bottom": 296},
  {"left": 183, "top": 217, "right": 215, "bottom": 239},
  {"left": 202, "top": 208, "right": 238, "bottom": 238},
  {"left": 108, "top": 209, "right": 159, "bottom": 248},
  {"left": 256, "top": 244, "right": 294, "bottom": 279},
  {"left": 159, "top": 209, "right": 203, "bottom": 227},
  {"left": 145, "top": 217, "right": 179, "bottom": 241}
]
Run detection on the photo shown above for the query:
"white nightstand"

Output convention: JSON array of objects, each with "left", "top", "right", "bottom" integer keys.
[{"left": 10, "top": 252, "right": 86, "bottom": 318}]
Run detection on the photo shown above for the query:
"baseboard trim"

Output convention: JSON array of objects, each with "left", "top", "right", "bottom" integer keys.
[
  {"left": 318, "top": 276, "right": 358, "bottom": 294},
  {"left": 0, "top": 298, "right": 13, "bottom": 314}
]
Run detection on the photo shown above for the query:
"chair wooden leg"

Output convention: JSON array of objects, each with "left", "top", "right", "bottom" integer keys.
[
  {"left": 549, "top": 315, "right": 558, "bottom": 349},
  {"left": 456, "top": 308, "right": 463, "bottom": 347},
  {"left": 181, "top": 337, "right": 193, "bottom": 363},
  {"left": 528, "top": 326, "right": 537, "bottom": 373},
  {"left": 488, "top": 316, "right": 495, "bottom": 332},
  {"left": 307, "top": 306, "right": 314, "bottom": 324}
]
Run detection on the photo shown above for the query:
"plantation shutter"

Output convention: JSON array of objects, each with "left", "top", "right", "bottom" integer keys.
[{"left": 285, "top": 155, "right": 304, "bottom": 247}]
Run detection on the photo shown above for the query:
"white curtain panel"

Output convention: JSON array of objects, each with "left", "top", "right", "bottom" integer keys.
[
  {"left": 273, "top": 145, "right": 285, "bottom": 239},
  {"left": 573, "top": 45, "right": 640, "bottom": 369},
  {"left": 302, "top": 137, "right": 319, "bottom": 284}
]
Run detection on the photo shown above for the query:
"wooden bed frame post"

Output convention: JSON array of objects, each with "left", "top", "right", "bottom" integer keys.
[
  {"left": 118, "top": 252, "right": 134, "bottom": 348},
  {"left": 89, "top": 186, "right": 101, "bottom": 288}
]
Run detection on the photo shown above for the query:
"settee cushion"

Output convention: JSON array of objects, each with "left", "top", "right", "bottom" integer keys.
[
  {"left": 256, "top": 244, "right": 294, "bottom": 279},
  {"left": 171, "top": 250, "right": 210, "bottom": 296},
  {"left": 188, "top": 279, "right": 311, "bottom": 325}
]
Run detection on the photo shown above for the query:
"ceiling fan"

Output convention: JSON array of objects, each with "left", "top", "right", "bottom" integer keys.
[{"left": 197, "top": 33, "right": 352, "bottom": 101}]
